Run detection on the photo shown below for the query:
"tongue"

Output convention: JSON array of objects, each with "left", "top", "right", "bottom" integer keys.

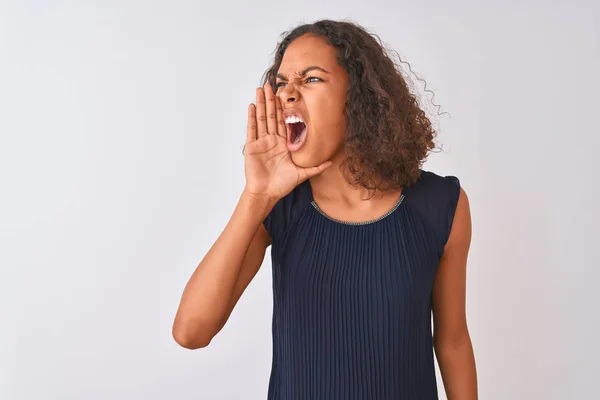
[{"left": 291, "top": 122, "right": 306, "bottom": 143}]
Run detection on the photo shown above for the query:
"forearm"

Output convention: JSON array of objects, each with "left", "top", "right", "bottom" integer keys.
[
  {"left": 173, "top": 191, "right": 273, "bottom": 346},
  {"left": 435, "top": 333, "right": 478, "bottom": 400}
]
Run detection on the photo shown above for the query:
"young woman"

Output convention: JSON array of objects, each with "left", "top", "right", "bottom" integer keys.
[{"left": 173, "top": 19, "right": 478, "bottom": 399}]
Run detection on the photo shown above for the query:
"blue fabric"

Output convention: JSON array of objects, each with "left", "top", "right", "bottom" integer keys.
[{"left": 263, "top": 169, "right": 461, "bottom": 400}]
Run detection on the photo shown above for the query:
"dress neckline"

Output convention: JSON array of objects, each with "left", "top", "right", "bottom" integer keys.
[{"left": 305, "top": 179, "right": 405, "bottom": 226}]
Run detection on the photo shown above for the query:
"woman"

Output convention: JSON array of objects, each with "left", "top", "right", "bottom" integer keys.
[{"left": 173, "top": 19, "right": 478, "bottom": 399}]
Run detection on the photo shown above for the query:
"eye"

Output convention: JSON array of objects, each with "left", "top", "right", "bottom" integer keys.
[
  {"left": 275, "top": 77, "right": 322, "bottom": 89},
  {"left": 305, "top": 76, "right": 322, "bottom": 83}
]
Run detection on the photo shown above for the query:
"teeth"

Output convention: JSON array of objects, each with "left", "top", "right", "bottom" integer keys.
[{"left": 285, "top": 115, "right": 304, "bottom": 124}]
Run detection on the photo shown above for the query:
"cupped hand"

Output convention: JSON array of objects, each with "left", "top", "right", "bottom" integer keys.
[{"left": 243, "top": 83, "right": 332, "bottom": 202}]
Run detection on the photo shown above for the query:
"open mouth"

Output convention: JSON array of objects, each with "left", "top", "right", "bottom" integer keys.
[{"left": 285, "top": 114, "right": 307, "bottom": 151}]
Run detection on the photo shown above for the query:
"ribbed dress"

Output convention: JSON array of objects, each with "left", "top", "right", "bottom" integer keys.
[{"left": 263, "top": 169, "right": 461, "bottom": 400}]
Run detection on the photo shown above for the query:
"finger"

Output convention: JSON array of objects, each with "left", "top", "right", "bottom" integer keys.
[
  {"left": 298, "top": 161, "right": 334, "bottom": 182},
  {"left": 275, "top": 94, "right": 287, "bottom": 139},
  {"left": 247, "top": 103, "right": 257, "bottom": 142},
  {"left": 255, "top": 87, "right": 268, "bottom": 137},
  {"left": 264, "top": 83, "right": 277, "bottom": 135}
]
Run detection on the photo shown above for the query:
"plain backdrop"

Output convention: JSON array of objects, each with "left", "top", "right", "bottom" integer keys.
[{"left": 1, "top": 1, "right": 599, "bottom": 399}]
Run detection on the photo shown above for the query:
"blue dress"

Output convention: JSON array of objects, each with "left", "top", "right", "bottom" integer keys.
[{"left": 263, "top": 169, "right": 461, "bottom": 399}]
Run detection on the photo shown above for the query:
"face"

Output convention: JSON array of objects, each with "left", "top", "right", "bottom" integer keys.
[{"left": 275, "top": 34, "right": 349, "bottom": 168}]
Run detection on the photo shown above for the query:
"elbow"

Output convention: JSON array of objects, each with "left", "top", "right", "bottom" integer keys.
[
  {"left": 434, "top": 327, "right": 471, "bottom": 352},
  {"left": 172, "top": 321, "right": 214, "bottom": 349}
]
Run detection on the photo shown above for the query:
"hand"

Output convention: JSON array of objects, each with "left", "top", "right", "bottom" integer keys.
[{"left": 243, "top": 83, "right": 332, "bottom": 202}]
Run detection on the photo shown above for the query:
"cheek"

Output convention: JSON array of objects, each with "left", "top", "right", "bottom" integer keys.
[
  {"left": 305, "top": 120, "right": 344, "bottom": 166},
  {"left": 308, "top": 96, "right": 346, "bottom": 143},
  {"left": 323, "top": 119, "right": 345, "bottom": 145},
  {"left": 318, "top": 114, "right": 345, "bottom": 153}
]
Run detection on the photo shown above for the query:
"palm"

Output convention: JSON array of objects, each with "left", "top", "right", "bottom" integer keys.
[
  {"left": 243, "top": 84, "right": 331, "bottom": 203},
  {"left": 244, "top": 134, "right": 302, "bottom": 199}
]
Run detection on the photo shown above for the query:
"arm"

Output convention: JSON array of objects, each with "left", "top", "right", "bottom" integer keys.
[
  {"left": 432, "top": 187, "right": 478, "bottom": 399},
  {"left": 172, "top": 84, "right": 332, "bottom": 350},
  {"left": 172, "top": 191, "right": 273, "bottom": 349}
]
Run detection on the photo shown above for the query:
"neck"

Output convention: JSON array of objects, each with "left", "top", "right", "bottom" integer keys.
[{"left": 309, "top": 155, "right": 390, "bottom": 205}]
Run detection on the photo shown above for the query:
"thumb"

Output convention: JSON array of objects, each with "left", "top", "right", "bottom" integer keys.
[{"left": 297, "top": 160, "right": 333, "bottom": 182}]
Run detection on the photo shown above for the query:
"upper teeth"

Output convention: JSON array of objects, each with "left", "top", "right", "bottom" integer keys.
[{"left": 285, "top": 115, "right": 304, "bottom": 124}]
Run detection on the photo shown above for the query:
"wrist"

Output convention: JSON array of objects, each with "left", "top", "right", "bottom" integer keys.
[{"left": 239, "top": 189, "right": 278, "bottom": 220}]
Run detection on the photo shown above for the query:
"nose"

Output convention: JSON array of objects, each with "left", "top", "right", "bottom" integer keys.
[{"left": 277, "top": 83, "right": 299, "bottom": 104}]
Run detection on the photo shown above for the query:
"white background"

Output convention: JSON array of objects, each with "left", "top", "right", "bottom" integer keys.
[{"left": 1, "top": 1, "right": 599, "bottom": 399}]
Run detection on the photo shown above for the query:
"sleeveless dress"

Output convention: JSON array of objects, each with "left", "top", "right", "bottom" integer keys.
[{"left": 263, "top": 169, "right": 461, "bottom": 400}]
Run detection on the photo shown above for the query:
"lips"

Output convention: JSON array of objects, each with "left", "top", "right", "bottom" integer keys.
[{"left": 283, "top": 110, "right": 308, "bottom": 152}]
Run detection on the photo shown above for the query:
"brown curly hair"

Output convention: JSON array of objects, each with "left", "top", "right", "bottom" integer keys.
[{"left": 262, "top": 19, "right": 442, "bottom": 192}]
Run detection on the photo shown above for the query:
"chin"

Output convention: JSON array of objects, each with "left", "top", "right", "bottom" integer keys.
[
  {"left": 291, "top": 150, "right": 333, "bottom": 171},
  {"left": 289, "top": 151, "right": 314, "bottom": 168}
]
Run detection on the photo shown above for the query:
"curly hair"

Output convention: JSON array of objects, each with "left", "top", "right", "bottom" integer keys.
[{"left": 262, "top": 19, "right": 442, "bottom": 192}]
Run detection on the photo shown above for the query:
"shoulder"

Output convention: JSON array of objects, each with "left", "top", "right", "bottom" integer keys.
[
  {"left": 403, "top": 169, "right": 462, "bottom": 217},
  {"left": 404, "top": 169, "right": 465, "bottom": 257},
  {"left": 405, "top": 169, "right": 461, "bottom": 197},
  {"left": 445, "top": 184, "right": 471, "bottom": 252},
  {"left": 263, "top": 180, "right": 312, "bottom": 244}
]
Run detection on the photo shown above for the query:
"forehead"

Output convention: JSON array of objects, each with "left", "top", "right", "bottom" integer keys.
[{"left": 278, "top": 34, "right": 339, "bottom": 74}]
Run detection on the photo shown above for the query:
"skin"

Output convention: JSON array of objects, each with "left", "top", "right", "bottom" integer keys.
[
  {"left": 173, "top": 32, "right": 477, "bottom": 399},
  {"left": 277, "top": 35, "right": 478, "bottom": 397},
  {"left": 276, "top": 34, "right": 404, "bottom": 221},
  {"left": 434, "top": 188, "right": 478, "bottom": 399},
  {"left": 274, "top": 34, "right": 348, "bottom": 169}
]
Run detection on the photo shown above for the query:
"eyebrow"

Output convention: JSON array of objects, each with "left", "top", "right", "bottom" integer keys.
[{"left": 276, "top": 66, "right": 330, "bottom": 80}]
